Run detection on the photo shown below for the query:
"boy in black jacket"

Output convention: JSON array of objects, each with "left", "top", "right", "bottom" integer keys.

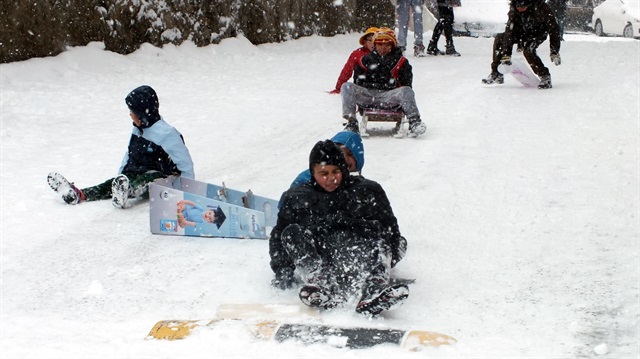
[
  {"left": 340, "top": 28, "right": 427, "bottom": 137},
  {"left": 270, "top": 140, "right": 408, "bottom": 316}
]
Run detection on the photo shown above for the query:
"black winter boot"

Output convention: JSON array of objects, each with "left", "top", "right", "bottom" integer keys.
[{"left": 355, "top": 282, "right": 409, "bottom": 316}]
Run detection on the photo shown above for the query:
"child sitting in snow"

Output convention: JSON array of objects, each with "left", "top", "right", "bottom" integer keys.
[{"left": 47, "top": 85, "right": 195, "bottom": 209}]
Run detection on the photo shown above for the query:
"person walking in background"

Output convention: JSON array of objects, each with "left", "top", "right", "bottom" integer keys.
[
  {"left": 396, "top": 0, "right": 427, "bottom": 57},
  {"left": 547, "top": 0, "right": 567, "bottom": 39},
  {"left": 328, "top": 27, "right": 378, "bottom": 94},
  {"left": 426, "top": 0, "right": 462, "bottom": 56},
  {"left": 481, "top": 0, "right": 561, "bottom": 89}
]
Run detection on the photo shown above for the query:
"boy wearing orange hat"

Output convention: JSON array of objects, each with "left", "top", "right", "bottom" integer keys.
[
  {"left": 340, "top": 28, "right": 426, "bottom": 137},
  {"left": 328, "top": 27, "right": 378, "bottom": 94}
]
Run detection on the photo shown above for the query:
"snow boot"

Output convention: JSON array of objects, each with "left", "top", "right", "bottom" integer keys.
[
  {"left": 445, "top": 45, "right": 461, "bottom": 57},
  {"left": 538, "top": 75, "right": 552, "bottom": 89},
  {"left": 355, "top": 283, "right": 409, "bottom": 316},
  {"left": 407, "top": 118, "right": 427, "bottom": 137},
  {"left": 47, "top": 172, "right": 83, "bottom": 205},
  {"left": 481, "top": 72, "right": 504, "bottom": 85},
  {"left": 426, "top": 39, "right": 444, "bottom": 56},
  {"left": 111, "top": 174, "right": 131, "bottom": 209},
  {"left": 414, "top": 44, "right": 426, "bottom": 57},
  {"left": 343, "top": 117, "right": 360, "bottom": 134},
  {"left": 299, "top": 285, "right": 339, "bottom": 309}
]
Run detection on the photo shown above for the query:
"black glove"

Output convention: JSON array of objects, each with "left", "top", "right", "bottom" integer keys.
[
  {"left": 271, "top": 267, "right": 296, "bottom": 290},
  {"left": 391, "top": 236, "right": 407, "bottom": 267}
]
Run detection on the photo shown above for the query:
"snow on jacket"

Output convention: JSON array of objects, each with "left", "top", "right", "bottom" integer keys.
[
  {"left": 289, "top": 131, "right": 365, "bottom": 189},
  {"left": 270, "top": 174, "right": 407, "bottom": 276},
  {"left": 333, "top": 47, "right": 371, "bottom": 93},
  {"left": 119, "top": 118, "right": 195, "bottom": 179},
  {"left": 502, "top": 0, "right": 561, "bottom": 56},
  {"left": 354, "top": 46, "right": 412, "bottom": 90}
]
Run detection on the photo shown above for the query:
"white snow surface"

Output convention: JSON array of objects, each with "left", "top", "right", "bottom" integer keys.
[{"left": 1, "top": 32, "right": 639, "bottom": 358}]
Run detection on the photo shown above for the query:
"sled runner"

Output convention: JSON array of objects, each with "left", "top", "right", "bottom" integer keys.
[{"left": 358, "top": 107, "right": 408, "bottom": 138}]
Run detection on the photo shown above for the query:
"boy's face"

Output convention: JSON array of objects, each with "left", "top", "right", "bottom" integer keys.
[
  {"left": 203, "top": 210, "right": 216, "bottom": 223},
  {"left": 130, "top": 112, "right": 142, "bottom": 127},
  {"left": 312, "top": 164, "right": 343, "bottom": 192},
  {"left": 339, "top": 145, "right": 357, "bottom": 172},
  {"left": 375, "top": 42, "right": 393, "bottom": 56},
  {"left": 364, "top": 35, "right": 375, "bottom": 51}
]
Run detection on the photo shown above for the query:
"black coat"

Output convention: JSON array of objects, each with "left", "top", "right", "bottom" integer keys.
[
  {"left": 502, "top": 0, "right": 561, "bottom": 55},
  {"left": 269, "top": 175, "right": 407, "bottom": 275},
  {"left": 354, "top": 47, "right": 412, "bottom": 90}
]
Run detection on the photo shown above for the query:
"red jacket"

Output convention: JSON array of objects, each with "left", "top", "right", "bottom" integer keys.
[{"left": 332, "top": 47, "right": 371, "bottom": 93}]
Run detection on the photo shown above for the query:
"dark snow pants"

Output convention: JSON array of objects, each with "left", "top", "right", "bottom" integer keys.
[
  {"left": 429, "top": 5, "right": 455, "bottom": 47},
  {"left": 280, "top": 223, "right": 392, "bottom": 297},
  {"left": 82, "top": 171, "right": 166, "bottom": 201},
  {"left": 491, "top": 32, "right": 550, "bottom": 77}
]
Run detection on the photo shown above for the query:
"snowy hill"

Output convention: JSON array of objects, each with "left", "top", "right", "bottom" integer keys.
[{"left": 1, "top": 32, "right": 639, "bottom": 358}]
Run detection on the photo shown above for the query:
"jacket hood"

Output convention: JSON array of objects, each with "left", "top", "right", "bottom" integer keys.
[
  {"left": 125, "top": 85, "right": 161, "bottom": 128},
  {"left": 331, "top": 131, "right": 365, "bottom": 173}
]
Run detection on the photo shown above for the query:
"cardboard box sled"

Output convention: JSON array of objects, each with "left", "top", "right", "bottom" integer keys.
[{"left": 149, "top": 177, "right": 279, "bottom": 239}]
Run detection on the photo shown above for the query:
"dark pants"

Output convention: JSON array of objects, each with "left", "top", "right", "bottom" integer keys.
[
  {"left": 281, "top": 224, "right": 391, "bottom": 297},
  {"left": 491, "top": 32, "right": 550, "bottom": 77},
  {"left": 429, "top": 5, "right": 455, "bottom": 48},
  {"left": 82, "top": 171, "right": 166, "bottom": 201}
]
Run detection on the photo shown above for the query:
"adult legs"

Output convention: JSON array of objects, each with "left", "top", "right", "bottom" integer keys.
[
  {"left": 411, "top": 0, "right": 424, "bottom": 46},
  {"left": 396, "top": 0, "right": 411, "bottom": 49}
]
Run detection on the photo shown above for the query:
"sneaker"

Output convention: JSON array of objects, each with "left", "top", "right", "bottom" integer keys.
[
  {"left": 481, "top": 72, "right": 504, "bottom": 85},
  {"left": 408, "top": 119, "right": 427, "bottom": 137},
  {"left": 538, "top": 75, "right": 552, "bottom": 89},
  {"left": 47, "top": 172, "right": 82, "bottom": 205},
  {"left": 111, "top": 174, "right": 130, "bottom": 209},
  {"left": 445, "top": 45, "right": 461, "bottom": 57},
  {"left": 299, "top": 285, "right": 337, "bottom": 309},
  {"left": 343, "top": 118, "right": 360, "bottom": 134},
  {"left": 414, "top": 44, "right": 426, "bottom": 57},
  {"left": 426, "top": 47, "right": 444, "bottom": 56},
  {"left": 355, "top": 283, "right": 409, "bottom": 316}
]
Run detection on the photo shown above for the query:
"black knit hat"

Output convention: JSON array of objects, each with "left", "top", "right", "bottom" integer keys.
[{"left": 308, "top": 140, "right": 349, "bottom": 178}]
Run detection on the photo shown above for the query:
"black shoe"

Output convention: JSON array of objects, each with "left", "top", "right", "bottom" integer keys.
[
  {"left": 356, "top": 283, "right": 409, "bottom": 316},
  {"left": 445, "top": 45, "right": 461, "bottom": 57},
  {"left": 426, "top": 47, "right": 444, "bottom": 56},
  {"left": 481, "top": 72, "right": 504, "bottom": 85},
  {"left": 538, "top": 75, "right": 552, "bottom": 89},
  {"left": 47, "top": 172, "right": 82, "bottom": 205},
  {"left": 408, "top": 118, "right": 426, "bottom": 137},
  {"left": 414, "top": 44, "right": 426, "bottom": 57},
  {"left": 299, "top": 285, "right": 337, "bottom": 309},
  {"left": 343, "top": 118, "right": 360, "bottom": 134},
  {"left": 111, "top": 174, "right": 131, "bottom": 209}
]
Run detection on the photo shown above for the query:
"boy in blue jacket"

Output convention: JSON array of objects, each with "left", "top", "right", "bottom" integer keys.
[
  {"left": 289, "top": 131, "right": 365, "bottom": 189},
  {"left": 47, "top": 85, "right": 195, "bottom": 209}
]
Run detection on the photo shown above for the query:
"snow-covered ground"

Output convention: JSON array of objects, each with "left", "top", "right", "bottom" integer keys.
[{"left": 1, "top": 30, "right": 638, "bottom": 358}]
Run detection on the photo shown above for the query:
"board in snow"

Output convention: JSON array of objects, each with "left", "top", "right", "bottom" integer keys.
[
  {"left": 149, "top": 176, "right": 279, "bottom": 239},
  {"left": 498, "top": 56, "right": 540, "bottom": 88},
  {"left": 147, "top": 303, "right": 456, "bottom": 350}
]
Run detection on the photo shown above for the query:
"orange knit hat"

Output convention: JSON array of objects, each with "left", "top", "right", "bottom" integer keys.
[
  {"left": 372, "top": 27, "right": 397, "bottom": 47},
  {"left": 359, "top": 27, "right": 379, "bottom": 46}
]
